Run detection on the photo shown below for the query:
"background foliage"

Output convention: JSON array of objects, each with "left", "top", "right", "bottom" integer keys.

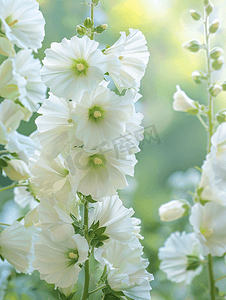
[{"left": 1, "top": 0, "right": 226, "bottom": 299}]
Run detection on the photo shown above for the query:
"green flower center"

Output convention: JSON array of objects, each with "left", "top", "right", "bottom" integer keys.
[
  {"left": 68, "top": 249, "right": 79, "bottom": 265},
  {"left": 88, "top": 105, "right": 105, "bottom": 123},
  {"left": 200, "top": 228, "right": 213, "bottom": 238},
  {"left": 5, "top": 16, "right": 18, "bottom": 28},
  {"left": 186, "top": 255, "right": 200, "bottom": 271},
  {"left": 88, "top": 154, "right": 106, "bottom": 170},
  {"left": 71, "top": 58, "right": 89, "bottom": 77}
]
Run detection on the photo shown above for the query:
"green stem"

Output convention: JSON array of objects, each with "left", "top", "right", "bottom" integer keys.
[
  {"left": 0, "top": 223, "right": 10, "bottom": 226},
  {"left": 197, "top": 115, "right": 208, "bottom": 129},
  {"left": 215, "top": 275, "right": 226, "bottom": 283},
  {"left": 90, "top": 3, "right": 94, "bottom": 40},
  {"left": 88, "top": 285, "right": 106, "bottom": 296},
  {"left": 0, "top": 150, "right": 8, "bottom": 154},
  {"left": 204, "top": 9, "right": 216, "bottom": 300},
  {"left": 0, "top": 182, "right": 18, "bottom": 192},
  {"left": 82, "top": 199, "right": 90, "bottom": 300}
]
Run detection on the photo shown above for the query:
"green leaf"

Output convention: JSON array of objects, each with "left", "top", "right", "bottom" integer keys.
[
  {"left": 0, "top": 158, "right": 7, "bottom": 167},
  {"left": 86, "top": 195, "right": 97, "bottom": 203},
  {"left": 95, "top": 226, "right": 106, "bottom": 236}
]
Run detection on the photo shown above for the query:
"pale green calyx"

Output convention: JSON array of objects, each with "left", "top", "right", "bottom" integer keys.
[
  {"left": 212, "top": 56, "right": 224, "bottom": 70},
  {"left": 209, "top": 84, "right": 222, "bottom": 97},
  {"left": 190, "top": 10, "right": 201, "bottom": 21},
  {"left": 205, "top": 3, "right": 213, "bottom": 15},
  {"left": 186, "top": 255, "right": 201, "bottom": 271},
  {"left": 209, "top": 19, "right": 219, "bottom": 34},
  {"left": 210, "top": 47, "right": 224, "bottom": 60},
  {"left": 186, "top": 102, "right": 200, "bottom": 115},
  {"left": 88, "top": 154, "right": 106, "bottom": 170},
  {"left": 84, "top": 17, "right": 94, "bottom": 29},
  {"left": 71, "top": 58, "right": 89, "bottom": 77},
  {"left": 88, "top": 105, "right": 105, "bottom": 122},
  {"left": 77, "top": 25, "right": 87, "bottom": 36},
  {"left": 182, "top": 40, "right": 202, "bottom": 53},
  {"left": 192, "top": 70, "right": 207, "bottom": 84}
]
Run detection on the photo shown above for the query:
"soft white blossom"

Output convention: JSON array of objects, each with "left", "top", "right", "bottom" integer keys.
[
  {"left": 189, "top": 202, "right": 226, "bottom": 256},
  {"left": 105, "top": 29, "right": 149, "bottom": 92},
  {"left": 41, "top": 35, "right": 107, "bottom": 100},
  {"left": 159, "top": 200, "right": 190, "bottom": 222},
  {"left": 3, "top": 159, "right": 30, "bottom": 181},
  {"left": 0, "top": 36, "right": 15, "bottom": 57},
  {"left": 0, "top": 222, "right": 34, "bottom": 273},
  {"left": 173, "top": 85, "right": 198, "bottom": 112},
  {"left": 72, "top": 85, "right": 134, "bottom": 149},
  {"left": 0, "top": 0, "right": 45, "bottom": 51},
  {"left": 33, "top": 231, "right": 89, "bottom": 289},
  {"left": 14, "top": 186, "right": 38, "bottom": 209},
  {"left": 95, "top": 240, "right": 153, "bottom": 300},
  {"left": 158, "top": 231, "right": 204, "bottom": 284}
]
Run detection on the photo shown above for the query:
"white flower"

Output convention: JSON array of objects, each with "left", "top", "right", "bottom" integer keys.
[
  {"left": 29, "top": 151, "right": 72, "bottom": 200},
  {"left": 36, "top": 196, "right": 80, "bottom": 242},
  {"left": 72, "top": 85, "right": 134, "bottom": 149},
  {"left": 0, "top": 58, "right": 26, "bottom": 101},
  {"left": 159, "top": 200, "right": 190, "bottom": 222},
  {"left": 173, "top": 85, "right": 198, "bottom": 112},
  {"left": 14, "top": 49, "right": 47, "bottom": 112},
  {"left": 33, "top": 231, "right": 89, "bottom": 289},
  {"left": 41, "top": 35, "right": 107, "bottom": 100},
  {"left": 3, "top": 159, "right": 30, "bottom": 181},
  {"left": 36, "top": 93, "right": 82, "bottom": 159},
  {"left": 67, "top": 146, "right": 137, "bottom": 198},
  {"left": 105, "top": 29, "right": 149, "bottom": 92},
  {"left": 0, "top": 99, "right": 24, "bottom": 145},
  {"left": 0, "top": 0, "right": 45, "bottom": 51},
  {"left": 95, "top": 240, "right": 153, "bottom": 300},
  {"left": 89, "top": 195, "right": 136, "bottom": 243},
  {"left": 158, "top": 231, "right": 204, "bottom": 284},
  {"left": 189, "top": 202, "right": 226, "bottom": 256},
  {"left": 0, "top": 222, "right": 33, "bottom": 273},
  {"left": 14, "top": 186, "right": 38, "bottom": 209},
  {"left": 0, "top": 36, "right": 15, "bottom": 57}
]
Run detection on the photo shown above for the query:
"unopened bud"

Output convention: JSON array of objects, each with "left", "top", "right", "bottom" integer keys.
[
  {"left": 92, "top": 0, "right": 99, "bottom": 5},
  {"left": 95, "top": 24, "right": 107, "bottom": 34},
  {"left": 205, "top": 3, "right": 213, "bottom": 15},
  {"left": 204, "top": 0, "right": 209, "bottom": 5},
  {"left": 84, "top": 17, "right": 94, "bottom": 29},
  {"left": 209, "top": 19, "right": 219, "bottom": 34},
  {"left": 190, "top": 10, "right": 201, "bottom": 21},
  {"left": 3, "top": 159, "right": 31, "bottom": 181},
  {"left": 222, "top": 81, "right": 226, "bottom": 91},
  {"left": 159, "top": 200, "right": 191, "bottom": 222},
  {"left": 0, "top": 37, "right": 15, "bottom": 57},
  {"left": 209, "top": 84, "right": 222, "bottom": 97},
  {"left": 76, "top": 25, "right": 86, "bottom": 36},
  {"left": 182, "top": 40, "right": 202, "bottom": 53},
  {"left": 210, "top": 47, "right": 224, "bottom": 60},
  {"left": 212, "top": 56, "right": 224, "bottom": 70},
  {"left": 191, "top": 70, "right": 206, "bottom": 84},
  {"left": 216, "top": 112, "right": 226, "bottom": 124}
]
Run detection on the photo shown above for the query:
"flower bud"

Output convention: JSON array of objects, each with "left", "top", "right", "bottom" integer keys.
[
  {"left": 209, "top": 19, "right": 219, "bottom": 34},
  {"left": 92, "top": 0, "right": 99, "bottom": 5},
  {"left": 190, "top": 10, "right": 201, "bottom": 21},
  {"left": 204, "top": 0, "right": 209, "bottom": 5},
  {"left": 191, "top": 70, "right": 206, "bottom": 84},
  {"left": 84, "top": 17, "right": 94, "bottom": 29},
  {"left": 159, "top": 200, "right": 190, "bottom": 222},
  {"left": 209, "top": 84, "right": 222, "bottom": 97},
  {"left": 182, "top": 40, "right": 202, "bottom": 53},
  {"left": 205, "top": 3, "right": 213, "bottom": 15},
  {"left": 216, "top": 112, "right": 226, "bottom": 124},
  {"left": 212, "top": 56, "right": 224, "bottom": 70},
  {"left": 222, "top": 81, "right": 226, "bottom": 91},
  {"left": 0, "top": 37, "right": 15, "bottom": 57},
  {"left": 173, "top": 85, "right": 199, "bottom": 114},
  {"left": 76, "top": 25, "right": 87, "bottom": 36},
  {"left": 3, "top": 159, "right": 31, "bottom": 181},
  {"left": 210, "top": 47, "right": 224, "bottom": 60},
  {"left": 95, "top": 24, "right": 108, "bottom": 34}
]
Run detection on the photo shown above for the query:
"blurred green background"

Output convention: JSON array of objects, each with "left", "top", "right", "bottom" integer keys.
[{"left": 1, "top": 0, "right": 226, "bottom": 299}]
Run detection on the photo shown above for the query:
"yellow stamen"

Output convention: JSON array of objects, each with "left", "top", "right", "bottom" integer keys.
[
  {"left": 119, "top": 55, "right": 124, "bottom": 60},
  {"left": 93, "top": 111, "right": 101, "bottom": 118},
  {"left": 69, "top": 252, "right": 78, "bottom": 259},
  {"left": 68, "top": 118, "right": 73, "bottom": 123},
  {"left": 8, "top": 20, "right": 18, "bottom": 28},
  {"left": 7, "top": 128, "right": 11, "bottom": 132},
  {"left": 94, "top": 157, "right": 103, "bottom": 165},
  {"left": 76, "top": 63, "right": 85, "bottom": 71},
  {"left": 201, "top": 228, "right": 213, "bottom": 238}
]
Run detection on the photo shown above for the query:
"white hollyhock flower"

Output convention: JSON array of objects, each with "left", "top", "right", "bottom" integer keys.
[
  {"left": 36, "top": 93, "right": 82, "bottom": 159},
  {"left": 37, "top": 196, "right": 80, "bottom": 242},
  {"left": 72, "top": 85, "right": 134, "bottom": 149},
  {"left": 95, "top": 240, "right": 153, "bottom": 300},
  {"left": 159, "top": 200, "right": 190, "bottom": 222},
  {"left": 41, "top": 35, "right": 107, "bottom": 100},
  {"left": 105, "top": 29, "right": 149, "bottom": 92},
  {"left": 0, "top": 58, "right": 26, "bottom": 101},
  {"left": 67, "top": 146, "right": 137, "bottom": 198},
  {"left": 0, "top": 222, "right": 33, "bottom": 273},
  {"left": 33, "top": 231, "right": 89, "bottom": 289},
  {"left": 189, "top": 202, "right": 226, "bottom": 256},
  {"left": 89, "top": 195, "right": 136, "bottom": 243},
  {"left": 173, "top": 85, "right": 199, "bottom": 113},
  {"left": 158, "top": 231, "right": 204, "bottom": 284},
  {"left": 3, "top": 159, "right": 31, "bottom": 181},
  {"left": 0, "top": 0, "right": 45, "bottom": 51},
  {"left": 14, "top": 186, "right": 38, "bottom": 209},
  {"left": 14, "top": 49, "right": 47, "bottom": 112},
  {"left": 29, "top": 151, "right": 72, "bottom": 201}
]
